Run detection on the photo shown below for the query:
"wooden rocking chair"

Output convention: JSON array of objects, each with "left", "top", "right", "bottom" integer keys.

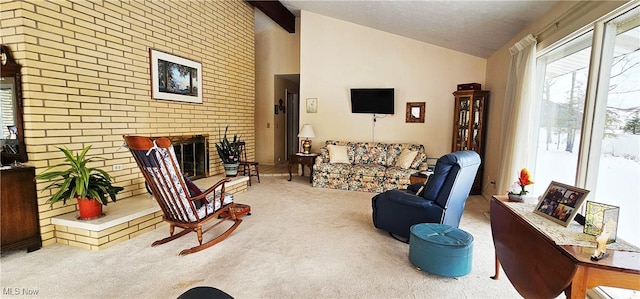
[{"left": 124, "top": 135, "right": 242, "bottom": 255}]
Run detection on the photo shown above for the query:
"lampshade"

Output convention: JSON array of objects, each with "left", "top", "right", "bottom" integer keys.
[{"left": 297, "top": 124, "right": 315, "bottom": 139}]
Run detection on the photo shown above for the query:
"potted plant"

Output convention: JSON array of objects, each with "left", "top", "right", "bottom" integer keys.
[
  {"left": 215, "top": 125, "right": 241, "bottom": 176},
  {"left": 35, "top": 145, "right": 124, "bottom": 220}
]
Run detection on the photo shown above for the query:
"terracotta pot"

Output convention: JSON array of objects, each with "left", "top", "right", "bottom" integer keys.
[{"left": 77, "top": 197, "right": 103, "bottom": 220}]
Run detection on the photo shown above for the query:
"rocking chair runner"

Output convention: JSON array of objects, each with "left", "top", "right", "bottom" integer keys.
[{"left": 124, "top": 135, "right": 242, "bottom": 255}]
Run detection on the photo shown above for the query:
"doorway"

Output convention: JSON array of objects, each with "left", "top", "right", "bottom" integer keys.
[
  {"left": 286, "top": 89, "right": 299, "bottom": 158},
  {"left": 273, "top": 74, "right": 299, "bottom": 165}
]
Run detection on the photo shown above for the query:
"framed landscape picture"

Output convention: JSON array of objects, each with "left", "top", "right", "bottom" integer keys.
[
  {"left": 533, "top": 181, "right": 589, "bottom": 227},
  {"left": 150, "top": 49, "right": 202, "bottom": 104}
]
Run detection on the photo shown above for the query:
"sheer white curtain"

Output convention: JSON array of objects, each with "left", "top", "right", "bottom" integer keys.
[{"left": 497, "top": 34, "right": 537, "bottom": 194}]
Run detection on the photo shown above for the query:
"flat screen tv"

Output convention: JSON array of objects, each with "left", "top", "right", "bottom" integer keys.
[{"left": 350, "top": 88, "right": 394, "bottom": 114}]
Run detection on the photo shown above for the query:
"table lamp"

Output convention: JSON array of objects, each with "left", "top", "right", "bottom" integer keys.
[{"left": 298, "top": 124, "right": 315, "bottom": 154}]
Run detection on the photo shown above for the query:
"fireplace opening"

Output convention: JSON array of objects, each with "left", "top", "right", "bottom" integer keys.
[{"left": 168, "top": 134, "right": 209, "bottom": 180}]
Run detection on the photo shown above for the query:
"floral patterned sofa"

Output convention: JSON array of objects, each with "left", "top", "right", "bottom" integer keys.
[{"left": 312, "top": 140, "right": 429, "bottom": 193}]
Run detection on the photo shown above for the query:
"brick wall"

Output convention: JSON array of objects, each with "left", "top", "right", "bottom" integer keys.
[{"left": 0, "top": 0, "right": 255, "bottom": 246}]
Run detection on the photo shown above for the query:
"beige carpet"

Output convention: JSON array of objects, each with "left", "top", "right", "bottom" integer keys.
[{"left": 0, "top": 176, "right": 522, "bottom": 299}]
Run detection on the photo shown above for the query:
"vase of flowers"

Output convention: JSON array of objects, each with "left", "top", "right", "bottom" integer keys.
[{"left": 507, "top": 168, "right": 534, "bottom": 202}]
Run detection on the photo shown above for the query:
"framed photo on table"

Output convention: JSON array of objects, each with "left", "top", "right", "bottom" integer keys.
[
  {"left": 150, "top": 48, "right": 202, "bottom": 104},
  {"left": 533, "top": 181, "right": 589, "bottom": 227}
]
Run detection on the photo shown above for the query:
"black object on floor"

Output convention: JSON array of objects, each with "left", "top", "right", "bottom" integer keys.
[{"left": 177, "top": 286, "right": 233, "bottom": 299}]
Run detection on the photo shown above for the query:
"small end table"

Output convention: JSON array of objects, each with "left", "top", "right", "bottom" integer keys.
[
  {"left": 410, "top": 169, "right": 434, "bottom": 185},
  {"left": 288, "top": 153, "right": 319, "bottom": 183}
]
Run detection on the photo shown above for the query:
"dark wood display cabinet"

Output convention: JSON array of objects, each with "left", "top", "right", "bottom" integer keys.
[
  {"left": 1, "top": 166, "right": 42, "bottom": 252},
  {"left": 452, "top": 89, "right": 489, "bottom": 195}
]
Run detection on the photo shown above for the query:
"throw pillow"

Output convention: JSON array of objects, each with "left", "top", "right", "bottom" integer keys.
[
  {"left": 183, "top": 175, "right": 205, "bottom": 209},
  {"left": 328, "top": 145, "right": 350, "bottom": 164},
  {"left": 395, "top": 149, "right": 418, "bottom": 169},
  {"left": 411, "top": 151, "right": 428, "bottom": 169}
]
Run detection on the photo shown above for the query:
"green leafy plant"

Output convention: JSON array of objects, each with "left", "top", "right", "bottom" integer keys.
[
  {"left": 215, "top": 125, "right": 241, "bottom": 164},
  {"left": 36, "top": 145, "right": 124, "bottom": 206}
]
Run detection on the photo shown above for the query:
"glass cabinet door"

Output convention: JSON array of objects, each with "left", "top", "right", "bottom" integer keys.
[
  {"left": 455, "top": 96, "right": 471, "bottom": 151},
  {"left": 470, "top": 94, "right": 487, "bottom": 152}
]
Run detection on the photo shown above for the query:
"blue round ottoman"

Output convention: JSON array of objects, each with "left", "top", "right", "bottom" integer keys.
[{"left": 409, "top": 223, "right": 474, "bottom": 277}]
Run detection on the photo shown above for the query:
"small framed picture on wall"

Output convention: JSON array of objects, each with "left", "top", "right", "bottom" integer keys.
[
  {"left": 406, "top": 102, "right": 425, "bottom": 123},
  {"left": 306, "top": 98, "right": 317, "bottom": 113}
]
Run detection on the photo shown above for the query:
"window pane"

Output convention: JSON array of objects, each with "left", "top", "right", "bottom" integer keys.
[
  {"left": 596, "top": 14, "right": 640, "bottom": 248},
  {"left": 534, "top": 32, "right": 593, "bottom": 194},
  {"left": 596, "top": 9, "right": 640, "bottom": 299}
]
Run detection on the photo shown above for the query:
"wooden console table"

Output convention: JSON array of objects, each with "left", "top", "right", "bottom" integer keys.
[
  {"left": 288, "top": 153, "right": 318, "bottom": 183},
  {"left": 490, "top": 196, "right": 640, "bottom": 298}
]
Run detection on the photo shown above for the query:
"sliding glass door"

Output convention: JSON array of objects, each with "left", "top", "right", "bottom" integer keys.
[
  {"left": 593, "top": 19, "right": 640, "bottom": 248},
  {"left": 534, "top": 32, "right": 593, "bottom": 193},
  {"left": 532, "top": 4, "right": 639, "bottom": 297},
  {"left": 595, "top": 15, "right": 640, "bottom": 298}
]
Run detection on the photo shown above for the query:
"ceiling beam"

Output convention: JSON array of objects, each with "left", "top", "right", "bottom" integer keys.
[{"left": 247, "top": 1, "right": 295, "bottom": 33}]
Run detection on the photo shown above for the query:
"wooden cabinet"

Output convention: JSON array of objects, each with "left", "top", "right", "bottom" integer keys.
[
  {"left": 452, "top": 90, "right": 489, "bottom": 195},
  {"left": 1, "top": 166, "right": 42, "bottom": 252}
]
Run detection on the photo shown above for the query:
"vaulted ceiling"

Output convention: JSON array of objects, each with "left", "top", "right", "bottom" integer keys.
[{"left": 255, "top": 0, "right": 563, "bottom": 58}]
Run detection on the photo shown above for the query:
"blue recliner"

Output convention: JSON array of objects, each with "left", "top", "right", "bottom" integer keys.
[{"left": 371, "top": 151, "right": 481, "bottom": 240}]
